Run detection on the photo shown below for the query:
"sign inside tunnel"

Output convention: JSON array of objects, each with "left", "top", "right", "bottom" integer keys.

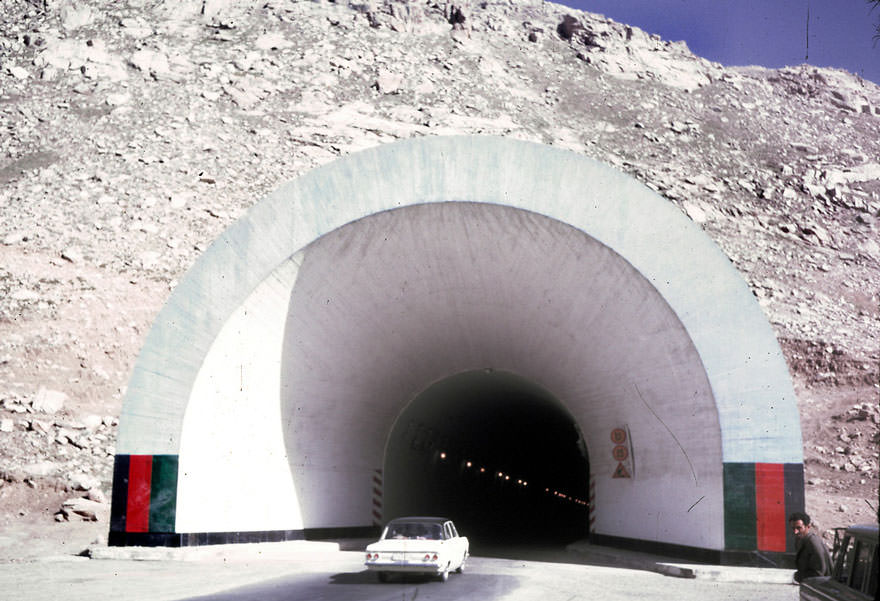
[{"left": 610, "top": 427, "right": 633, "bottom": 478}]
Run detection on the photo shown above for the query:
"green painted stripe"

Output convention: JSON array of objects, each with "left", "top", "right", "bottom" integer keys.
[
  {"left": 723, "top": 462, "right": 756, "bottom": 550},
  {"left": 149, "top": 455, "right": 178, "bottom": 532}
]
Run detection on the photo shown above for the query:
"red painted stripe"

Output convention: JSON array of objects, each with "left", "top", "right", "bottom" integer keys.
[
  {"left": 126, "top": 455, "right": 153, "bottom": 533},
  {"left": 755, "top": 463, "right": 786, "bottom": 551}
]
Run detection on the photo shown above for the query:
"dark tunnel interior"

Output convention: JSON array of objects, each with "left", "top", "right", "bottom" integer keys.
[{"left": 383, "top": 370, "right": 590, "bottom": 549}]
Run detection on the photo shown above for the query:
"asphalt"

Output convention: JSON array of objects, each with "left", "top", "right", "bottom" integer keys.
[{"left": 85, "top": 538, "right": 795, "bottom": 585}]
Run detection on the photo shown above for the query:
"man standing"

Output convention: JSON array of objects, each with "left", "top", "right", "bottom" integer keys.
[{"left": 789, "top": 511, "right": 832, "bottom": 582}]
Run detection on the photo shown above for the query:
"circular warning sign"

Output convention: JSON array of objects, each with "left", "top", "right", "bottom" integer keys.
[
  {"left": 612, "top": 445, "right": 629, "bottom": 461},
  {"left": 610, "top": 428, "right": 627, "bottom": 444}
]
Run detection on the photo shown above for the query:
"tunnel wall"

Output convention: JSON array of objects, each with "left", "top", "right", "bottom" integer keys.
[{"left": 109, "top": 136, "right": 803, "bottom": 556}]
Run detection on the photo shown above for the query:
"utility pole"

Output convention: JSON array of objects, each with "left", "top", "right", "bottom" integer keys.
[{"left": 805, "top": 0, "right": 810, "bottom": 61}]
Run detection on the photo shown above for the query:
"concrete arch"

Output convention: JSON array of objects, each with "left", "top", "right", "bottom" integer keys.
[{"left": 109, "top": 136, "right": 803, "bottom": 560}]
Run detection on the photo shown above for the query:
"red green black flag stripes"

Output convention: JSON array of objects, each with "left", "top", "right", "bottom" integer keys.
[
  {"left": 108, "top": 456, "right": 804, "bottom": 554},
  {"left": 111, "top": 454, "right": 178, "bottom": 535},
  {"left": 723, "top": 462, "right": 804, "bottom": 553}
]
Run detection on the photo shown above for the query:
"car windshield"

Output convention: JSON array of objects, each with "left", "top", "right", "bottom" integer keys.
[{"left": 384, "top": 522, "right": 444, "bottom": 540}]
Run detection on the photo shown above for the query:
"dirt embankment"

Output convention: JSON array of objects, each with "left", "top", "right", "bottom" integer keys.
[{"left": 0, "top": 0, "right": 877, "bottom": 560}]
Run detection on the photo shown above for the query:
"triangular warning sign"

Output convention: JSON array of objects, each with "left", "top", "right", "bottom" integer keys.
[{"left": 612, "top": 462, "right": 631, "bottom": 478}]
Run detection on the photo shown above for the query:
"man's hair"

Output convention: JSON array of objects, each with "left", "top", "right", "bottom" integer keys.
[{"left": 788, "top": 511, "right": 811, "bottom": 525}]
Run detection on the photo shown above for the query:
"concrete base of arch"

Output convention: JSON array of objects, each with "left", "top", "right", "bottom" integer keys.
[{"left": 109, "top": 136, "right": 803, "bottom": 560}]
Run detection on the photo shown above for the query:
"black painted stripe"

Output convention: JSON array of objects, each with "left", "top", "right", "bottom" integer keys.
[
  {"left": 108, "top": 525, "right": 379, "bottom": 548},
  {"left": 110, "top": 454, "right": 130, "bottom": 534},
  {"left": 784, "top": 463, "right": 805, "bottom": 553}
]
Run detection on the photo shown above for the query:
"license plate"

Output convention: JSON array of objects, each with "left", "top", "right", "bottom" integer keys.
[{"left": 392, "top": 553, "right": 403, "bottom": 562}]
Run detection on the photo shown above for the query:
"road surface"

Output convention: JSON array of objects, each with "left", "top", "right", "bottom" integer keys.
[{"left": 1, "top": 551, "right": 798, "bottom": 601}]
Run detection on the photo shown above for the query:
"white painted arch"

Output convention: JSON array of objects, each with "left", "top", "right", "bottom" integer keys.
[{"left": 115, "top": 136, "right": 802, "bottom": 552}]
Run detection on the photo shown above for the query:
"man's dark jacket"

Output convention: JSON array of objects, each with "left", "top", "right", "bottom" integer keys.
[{"left": 794, "top": 530, "right": 832, "bottom": 582}]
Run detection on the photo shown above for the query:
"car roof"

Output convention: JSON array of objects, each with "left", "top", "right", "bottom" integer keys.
[
  {"left": 386, "top": 516, "right": 450, "bottom": 525},
  {"left": 843, "top": 524, "right": 879, "bottom": 541}
]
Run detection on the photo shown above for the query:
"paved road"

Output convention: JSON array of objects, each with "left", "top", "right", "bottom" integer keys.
[{"left": 2, "top": 552, "right": 798, "bottom": 601}]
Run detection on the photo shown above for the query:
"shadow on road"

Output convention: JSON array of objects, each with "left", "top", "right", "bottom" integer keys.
[
  {"left": 330, "top": 571, "right": 453, "bottom": 585},
  {"left": 472, "top": 541, "right": 666, "bottom": 573},
  {"left": 176, "top": 569, "right": 516, "bottom": 600},
  {"left": 327, "top": 537, "right": 668, "bottom": 573},
  {"left": 328, "top": 570, "right": 386, "bottom": 585}
]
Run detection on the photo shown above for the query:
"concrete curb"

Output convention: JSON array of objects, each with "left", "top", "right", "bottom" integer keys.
[
  {"left": 87, "top": 540, "right": 341, "bottom": 562},
  {"left": 565, "top": 541, "right": 795, "bottom": 584},
  {"left": 655, "top": 562, "right": 794, "bottom": 583}
]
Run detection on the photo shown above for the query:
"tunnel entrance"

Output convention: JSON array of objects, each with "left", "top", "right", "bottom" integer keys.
[
  {"left": 383, "top": 370, "right": 590, "bottom": 547},
  {"left": 115, "top": 137, "right": 803, "bottom": 559}
]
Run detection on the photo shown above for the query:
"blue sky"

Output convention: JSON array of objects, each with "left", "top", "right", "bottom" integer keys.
[{"left": 560, "top": 1, "right": 880, "bottom": 84}]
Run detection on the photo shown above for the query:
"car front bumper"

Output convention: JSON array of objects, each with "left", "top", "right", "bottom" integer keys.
[{"left": 365, "top": 560, "right": 445, "bottom": 574}]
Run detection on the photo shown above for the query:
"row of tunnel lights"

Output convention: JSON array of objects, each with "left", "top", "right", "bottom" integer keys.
[{"left": 437, "top": 451, "right": 589, "bottom": 507}]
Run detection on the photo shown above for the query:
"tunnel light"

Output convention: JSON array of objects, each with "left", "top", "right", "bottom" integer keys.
[
  {"left": 505, "top": 475, "right": 510, "bottom": 480},
  {"left": 439, "top": 452, "right": 446, "bottom": 459},
  {"left": 498, "top": 471, "right": 504, "bottom": 478},
  {"left": 523, "top": 481, "right": 528, "bottom": 486},
  {"left": 517, "top": 479, "right": 522, "bottom": 484},
  {"left": 480, "top": 467, "right": 486, "bottom": 473},
  {"left": 466, "top": 461, "right": 472, "bottom": 468}
]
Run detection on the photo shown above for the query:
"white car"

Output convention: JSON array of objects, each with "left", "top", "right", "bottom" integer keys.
[{"left": 365, "top": 516, "right": 469, "bottom": 582}]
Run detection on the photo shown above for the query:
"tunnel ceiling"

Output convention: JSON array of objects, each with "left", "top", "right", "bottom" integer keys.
[{"left": 280, "top": 201, "right": 721, "bottom": 491}]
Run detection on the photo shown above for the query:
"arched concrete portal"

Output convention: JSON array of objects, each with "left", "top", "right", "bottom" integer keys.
[{"left": 109, "top": 136, "right": 804, "bottom": 561}]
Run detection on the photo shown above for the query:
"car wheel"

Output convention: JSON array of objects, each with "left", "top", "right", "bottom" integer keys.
[
  {"left": 378, "top": 572, "right": 390, "bottom": 583},
  {"left": 456, "top": 552, "right": 468, "bottom": 573}
]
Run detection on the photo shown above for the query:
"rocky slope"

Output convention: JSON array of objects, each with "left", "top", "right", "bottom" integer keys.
[{"left": 0, "top": 0, "right": 878, "bottom": 560}]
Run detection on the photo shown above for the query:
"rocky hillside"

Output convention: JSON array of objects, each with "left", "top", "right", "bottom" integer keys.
[{"left": 0, "top": 0, "right": 878, "bottom": 560}]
